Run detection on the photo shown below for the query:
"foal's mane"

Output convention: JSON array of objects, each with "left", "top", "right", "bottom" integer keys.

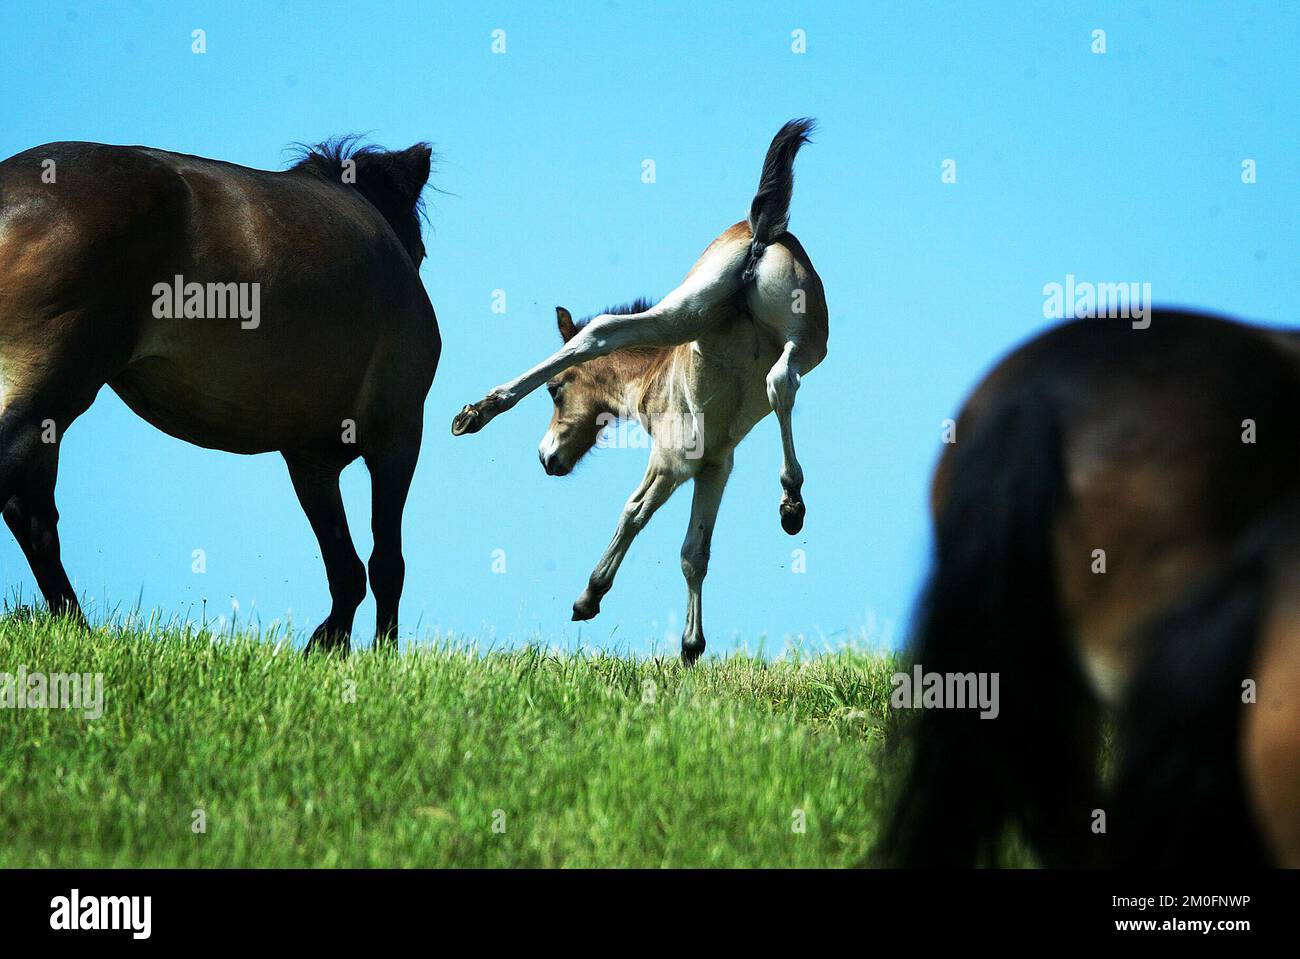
[
  {"left": 574, "top": 297, "right": 682, "bottom": 393},
  {"left": 287, "top": 135, "right": 434, "bottom": 226},
  {"left": 579, "top": 297, "right": 658, "bottom": 327},
  {"left": 578, "top": 298, "right": 665, "bottom": 357}
]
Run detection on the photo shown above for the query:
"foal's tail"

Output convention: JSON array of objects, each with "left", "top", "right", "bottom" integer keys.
[
  {"left": 877, "top": 389, "right": 1103, "bottom": 867},
  {"left": 742, "top": 118, "right": 816, "bottom": 282}
]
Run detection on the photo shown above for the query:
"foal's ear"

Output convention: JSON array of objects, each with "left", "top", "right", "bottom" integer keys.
[{"left": 556, "top": 306, "right": 578, "bottom": 342}]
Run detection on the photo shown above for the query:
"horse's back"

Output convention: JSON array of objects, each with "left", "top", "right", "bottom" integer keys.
[
  {"left": 0, "top": 141, "right": 438, "bottom": 453},
  {"left": 937, "top": 310, "right": 1300, "bottom": 700},
  {"left": 938, "top": 311, "right": 1300, "bottom": 504}
]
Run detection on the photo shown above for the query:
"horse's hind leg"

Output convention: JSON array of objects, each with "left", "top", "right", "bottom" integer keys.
[
  {"left": 0, "top": 418, "right": 83, "bottom": 622},
  {"left": 767, "top": 340, "right": 815, "bottom": 535},
  {"left": 747, "top": 240, "right": 826, "bottom": 535},
  {"left": 364, "top": 441, "right": 419, "bottom": 650},
  {"left": 284, "top": 452, "right": 366, "bottom": 654}
]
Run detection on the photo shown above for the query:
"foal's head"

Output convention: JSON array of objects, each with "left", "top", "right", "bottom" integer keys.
[
  {"left": 537, "top": 307, "right": 613, "bottom": 476},
  {"left": 537, "top": 299, "right": 663, "bottom": 476}
]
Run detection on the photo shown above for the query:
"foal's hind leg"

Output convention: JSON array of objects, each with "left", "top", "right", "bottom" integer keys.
[
  {"left": 572, "top": 453, "right": 683, "bottom": 621},
  {"left": 767, "top": 340, "right": 815, "bottom": 535},
  {"left": 747, "top": 238, "right": 826, "bottom": 535},
  {"left": 284, "top": 452, "right": 366, "bottom": 654}
]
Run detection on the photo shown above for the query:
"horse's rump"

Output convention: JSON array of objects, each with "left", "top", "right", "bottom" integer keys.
[{"left": 886, "top": 309, "right": 1300, "bottom": 866}]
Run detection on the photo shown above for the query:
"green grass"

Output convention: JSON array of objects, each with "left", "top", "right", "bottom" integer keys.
[{"left": 0, "top": 615, "right": 898, "bottom": 867}]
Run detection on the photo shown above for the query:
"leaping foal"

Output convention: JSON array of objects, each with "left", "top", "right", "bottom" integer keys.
[{"left": 451, "top": 119, "right": 827, "bottom": 663}]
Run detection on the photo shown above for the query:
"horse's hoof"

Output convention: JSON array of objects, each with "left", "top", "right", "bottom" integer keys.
[
  {"left": 572, "top": 591, "right": 601, "bottom": 621},
  {"left": 304, "top": 628, "right": 351, "bottom": 657},
  {"left": 681, "top": 637, "right": 706, "bottom": 666},
  {"left": 303, "top": 642, "right": 350, "bottom": 658},
  {"left": 451, "top": 404, "right": 483, "bottom": 436},
  {"left": 780, "top": 499, "right": 805, "bottom": 535}
]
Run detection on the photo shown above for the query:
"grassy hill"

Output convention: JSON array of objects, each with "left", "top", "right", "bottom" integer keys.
[{"left": 0, "top": 615, "right": 897, "bottom": 867}]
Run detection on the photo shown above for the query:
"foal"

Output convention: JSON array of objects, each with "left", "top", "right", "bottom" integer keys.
[{"left": 452, "top": 119, "right": 827, "bottom": 663}]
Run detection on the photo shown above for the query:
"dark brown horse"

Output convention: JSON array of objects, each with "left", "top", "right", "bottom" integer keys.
[
  {"left": 1110, "top": 499, "right": 1300, "bottom": 867},
  {"left": 880, "top": 309, "right": 1300, "bottom": 866},
  {"left": 0, "top": 138, "right": 441, "bottom": 652}
]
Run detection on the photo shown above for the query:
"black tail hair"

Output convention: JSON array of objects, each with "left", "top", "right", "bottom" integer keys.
[
  {"left": 878, "top": 389, "right": 1103, "bottom": 867},
  {"left": 1108, "top": 507, "right": 1286, "bottom": 867},
  {"left": 742, "top": 118, "right": 816, "bottom": 283}
]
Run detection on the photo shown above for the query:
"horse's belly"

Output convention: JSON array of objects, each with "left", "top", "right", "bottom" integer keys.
[
  {"left": 113, "top": 300, "right": 381, "bottom": 452},
  {"left": 109, "top": 354, "right": 352, "bottom": 454}
]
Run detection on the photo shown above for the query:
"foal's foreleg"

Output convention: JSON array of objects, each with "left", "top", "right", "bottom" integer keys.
[
  {"left": 679, "top": 457, "right": 732, "bottom": 665},
  {"left": 452, "top": 302, "right": 715, "bottom": 436},
  {"left": 572, "top": 459, "right": 682, "bottom": 621},
  {"left": 767, "top": 340, "right": 810, "bottom": 534}
]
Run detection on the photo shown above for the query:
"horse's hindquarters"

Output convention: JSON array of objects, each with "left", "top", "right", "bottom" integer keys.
[
  {"left": 1245, "top": 589, "right": 1300, "bottom": 866},
  {"left": 948, "top": 313, "right": 1300, "bottom": 705},
  {"left": 743, "top": 232, "right": 828, "bottom": 367}
]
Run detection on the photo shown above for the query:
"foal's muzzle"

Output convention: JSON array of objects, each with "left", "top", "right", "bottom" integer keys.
[{"left": 539, "top": 448, "right": 570, "bottom": 476}]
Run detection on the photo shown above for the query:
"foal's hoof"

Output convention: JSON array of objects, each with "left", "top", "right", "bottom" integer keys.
[
  {"left": 681, "top": 637, "right": 706, "bottom": 666},
  {"left": 780, "top": 499, "right": 806, "bottom": 535},
  {"left": 451, "top": 404, "right": 485, "bottom": 436},
  {"left": 452, "top": 394, "right": 506, "bottom": 436},
  {"left": 572, "top": 591, "right": 601, "bottom": 621}
]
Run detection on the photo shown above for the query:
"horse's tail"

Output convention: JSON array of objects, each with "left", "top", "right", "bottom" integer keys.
[
  {"left": 1110, "top": 507, "right": 1285, "bottom": 867},
  {"left": 878, "top": 388, "right": 1102, "bottom": 867},
  {"left": 742, "top": 118, "right": 815, "bottom": 283}
]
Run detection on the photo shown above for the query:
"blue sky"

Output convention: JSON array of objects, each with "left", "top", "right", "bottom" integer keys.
[{"left": 2, "top": 2, "right": 1297, "bottom": 655}]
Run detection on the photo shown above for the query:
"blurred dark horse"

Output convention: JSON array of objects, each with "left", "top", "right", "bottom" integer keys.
[
  {"left": 881, "top": 309, "right": 1300, "bottom": 866},
  {"left": 0, "top": 138, "right": 441, "bottom": 651},
  {"left": 1110, "top": 500, "right": 1300, "bottom": 867}
]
